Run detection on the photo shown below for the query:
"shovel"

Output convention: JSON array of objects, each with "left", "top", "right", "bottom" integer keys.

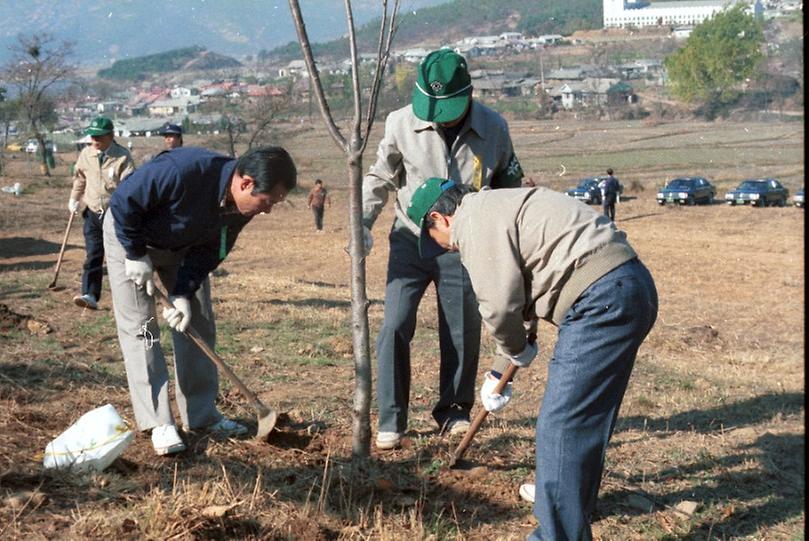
[
  {"left": 48, "top": 210, "right": 76, "bottom": 291},
  {"left": 152, "top": 287, "right": 278, "bottom": 440},
  {"left": 449, "top": 362, "right": 519, "bottom": 468}
]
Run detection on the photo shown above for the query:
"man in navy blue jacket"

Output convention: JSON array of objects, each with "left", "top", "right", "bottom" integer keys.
[{"left": 103, "top": 146, "right": 296, "bottom": 455}]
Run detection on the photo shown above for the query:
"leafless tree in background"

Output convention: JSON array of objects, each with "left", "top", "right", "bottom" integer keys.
[
  {"left": 288, "top": 0, "right": 400, "bottom": 458},
  {"left": 2, "top": 34, "right": 76, "bottom": 177}
]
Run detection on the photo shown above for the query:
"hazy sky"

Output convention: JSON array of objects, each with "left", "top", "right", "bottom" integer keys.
[{"left": 0, "top": 0, "right": 448, "bottom": 66}]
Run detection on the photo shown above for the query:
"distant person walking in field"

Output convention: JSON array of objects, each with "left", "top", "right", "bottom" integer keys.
[
  {"left": 103, "top": 146, "right": 296, "bottom": 456},
  {"left": 362, "top": 49, "right": 525, "bottom": 450},
  {"left": 160, "top": 122, "right": 183, "bottom": 150},
  {"left": 407, "top": 178, "right": 658, "bottom": 541},
  {"left": 598, "top": 168, "right": 621, "bottom": 221},
  {"left": 68, "top": 116, "right": 135, "bottom": 310},
  {"left": 307, "top": 179, "right": 331, "bottom": 232}
]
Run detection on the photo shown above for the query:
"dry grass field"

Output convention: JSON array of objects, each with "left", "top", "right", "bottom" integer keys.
[{"left": 0, "top": 116, "right": 804, "bottom": 540}]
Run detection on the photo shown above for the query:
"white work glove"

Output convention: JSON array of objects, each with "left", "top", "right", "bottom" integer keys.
[
  {"left": 480, "top": 371, "right": 513, "bottom": 412},
  {"left": 498, "top": 340, "right": 538, "bottom": 368},
  {"left": 124, "top": 254, "right": 155, "bottom": 296},
  {"left": 68, "top": 199, "right": 79, "bottom": 213},
  {"left": 362, "top": 225, "right": 374, "bottom": 256},
  {"left": 162, "top": 296, "right": 192, "bottom": 333}
]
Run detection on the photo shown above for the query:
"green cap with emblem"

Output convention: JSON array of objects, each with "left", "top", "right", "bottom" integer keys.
[
  {"left": 85, "top": 116, "right": 114, "bottom": 136},
  {"left": 407, "top": 177, "right": 457, "bottom": 259},
  {"left": 412, "top": 49, "right": 472, "bottom": 124}
]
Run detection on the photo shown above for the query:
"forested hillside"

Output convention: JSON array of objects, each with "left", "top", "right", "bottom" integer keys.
[{"left": 98, "top": 46, "right": 242, "bottom": 80}]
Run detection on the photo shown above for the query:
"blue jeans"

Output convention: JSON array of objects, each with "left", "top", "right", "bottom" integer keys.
[
  {"left": 528, "top": 258, "right": 657, "bottom": 541},
  {"left": 81, "top": 208, "right": 105, "bottom": 300},
  {"left": 376, "top": 225, "right": 481, "bottom": 433}
]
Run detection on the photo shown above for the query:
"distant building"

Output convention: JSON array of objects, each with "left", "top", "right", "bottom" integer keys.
[
  {"left": 170, "top": 86, "right": 198, "bottom": 98},
  {"left": 603, "top": 0, "right": 763, "bottom": 28},
  {"left": 559, "top": 78, "right": 621, "bottom": 109},
  {"left": 537, "top": 34, "right": 565, "bottom": 45},
  {"left": 672, "top": 25, "right": 695, "bottom": 39},
  {"left": 148, "top": 96, "right": 200, "bottom": 117},
  {"left": 278, "top": 60, "right": 308, "bottom": 78}
]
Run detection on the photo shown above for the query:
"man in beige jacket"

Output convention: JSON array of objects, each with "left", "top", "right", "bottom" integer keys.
[
  {"left": 68, "top": 116, "right": 135, "bottom": 309},
  {"left": 407, "top": 178, "right": 658, "bottom": 541}
]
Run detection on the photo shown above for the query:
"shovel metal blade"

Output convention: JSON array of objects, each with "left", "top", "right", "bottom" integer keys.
[{"left": 256, "top": 408, "right": 278, "bottom": 441}]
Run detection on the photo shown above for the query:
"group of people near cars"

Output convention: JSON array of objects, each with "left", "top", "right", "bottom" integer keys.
[{"left": 63, "top": 48, "right": 657, "bottom": 540}]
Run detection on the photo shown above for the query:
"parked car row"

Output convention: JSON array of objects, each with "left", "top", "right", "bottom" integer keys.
[{"left": 565, "top": 175, "right": 802, "bottom": 209}]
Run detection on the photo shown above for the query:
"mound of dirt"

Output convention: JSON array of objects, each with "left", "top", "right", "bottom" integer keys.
[
  {"left": 682, "top": 325, "right": 720, "bottom": 347},
  {"left": 0, "top": 304, "right": 29, "bottom": 331}
]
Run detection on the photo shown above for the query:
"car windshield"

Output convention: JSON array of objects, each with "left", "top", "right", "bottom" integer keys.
[
  {"left": 577, "top": 178, "right": 597, "bottom": 188},
  {"left": 666, "top": 178, "right": 694, "bottom": 190},
  {"left": 738, "top": 180, "right": 767, "bottom": 191}
]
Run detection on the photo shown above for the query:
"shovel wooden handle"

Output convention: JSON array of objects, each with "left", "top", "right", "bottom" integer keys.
[
  {"left": 450, "top": 362, "right": 519, "bottom": 466},
  {"left": 152, "top": 287, "right": 271, "bottom": 417},
  {"left": 48, "top": 211, "right": 76, "bottom": 288}
]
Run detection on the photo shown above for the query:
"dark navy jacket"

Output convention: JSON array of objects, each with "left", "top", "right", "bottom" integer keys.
[{"left": 109, "top": 147, "right": 251, "bottom": 297}]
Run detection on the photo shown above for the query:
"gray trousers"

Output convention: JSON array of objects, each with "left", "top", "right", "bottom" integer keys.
[
  {"left": 376, "top": 225, "right": 481, "bottom": 433},
  {"left": 103, "top": 215, "right": 222, "bottom": 431}
]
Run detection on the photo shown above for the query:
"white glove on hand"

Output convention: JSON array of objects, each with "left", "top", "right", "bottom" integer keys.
[
  {"left": 124, "top": 254, "right": 155, "bottom": 296},
  {"left": 480, "top": 371, "right": 513, "bottom": 412},
  {"left": 68, "top": 199, "right": 79, "bottom": 213},
  {"left": 499, "top": 340, "right": 538, "bottom": 368},
  {"left": 162, "top": 296, "right": 192, "bottom": 333},
  {"left": 362, "top": 225, "right": 374, "bottom": 256}
]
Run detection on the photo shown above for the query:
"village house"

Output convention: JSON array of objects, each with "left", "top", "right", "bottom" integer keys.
[
  {"left": 559, "top": 77, "right": 632, "bottom": 110},
  {"left": 278, "top": 59, "right": 308, "bottom": 78}
]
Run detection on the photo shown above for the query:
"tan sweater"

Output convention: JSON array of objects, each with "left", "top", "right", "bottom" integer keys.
[
  {"left": 362, "top": 101, "right": 523, "bottom": 236},
  {"left": 70, "top": 141, "right": 135, "bottom": 213},
  {"left": 450, "top": 187, "right": 637, "bottom": 369}
]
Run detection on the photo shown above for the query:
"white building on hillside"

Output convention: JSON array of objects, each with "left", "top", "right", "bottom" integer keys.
[{"left": 603, "top": 0, "right": 763, "bottom": 28}]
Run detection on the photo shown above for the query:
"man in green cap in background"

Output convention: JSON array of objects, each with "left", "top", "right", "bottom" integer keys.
[
  {"left": 361, "top": 48, "right": 524, "bottom": 450},
  {"left": 68, "top": 116, "right": 135, "bottom": 309}
]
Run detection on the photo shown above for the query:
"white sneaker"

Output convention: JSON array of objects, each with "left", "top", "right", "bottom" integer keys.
[
  {"left": 73, "top": 294, "right": 98, "bottom": 310},
  {"left": 206, "top": 417, "right": 248, "bottom": 437},
  {"left": 375, "top": 431, "right": 402, "bottom": 450},
  {"left": 448, "top": 419, "right": 471, "bottom": 436},
  {"left": 519, "top": 483, "right": 535, "bottom": 503},
  {"left": 151, "top": 424, "right": 186, "bottom": 455}
]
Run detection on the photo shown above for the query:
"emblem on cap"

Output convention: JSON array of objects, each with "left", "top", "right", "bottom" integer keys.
[{"left": 430, "top": 81, "right": 443, "bottom": 93}]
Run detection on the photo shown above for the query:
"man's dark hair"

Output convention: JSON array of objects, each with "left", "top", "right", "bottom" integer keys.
[
  {"left": 423, "top": 183, "right": 477, "bottom": 228},
  {"left": 315, "top": 179, "right": 323, "bottom": 185},
  {"left": 606, "top": 168, "right": 614, "bottom": 175},
  {"left": 236, "top": 146, "right": 297, "bottom": 194}
]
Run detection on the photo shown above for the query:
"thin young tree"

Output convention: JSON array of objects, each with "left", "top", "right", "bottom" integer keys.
[
  {"left": 2, "top": 34, "right": 76, "bottom": 176},
  {"left": 288, "top": 0, "right": 399, "bottom": 458}
]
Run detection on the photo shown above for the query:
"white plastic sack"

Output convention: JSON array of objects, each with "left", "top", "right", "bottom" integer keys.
[{"left": 43, "top": 404, "right": 134, "bottom": 473}]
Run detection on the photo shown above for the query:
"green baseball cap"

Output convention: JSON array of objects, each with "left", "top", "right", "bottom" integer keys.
[
  {"left": 407, "top": 177, "right": 457, "bottom": 259},
  {"left": 85, "top": 116, "right": 114, "bottom": 136},
  {"left": 412, "top": 49, "right": 472, "bottom": 124}
]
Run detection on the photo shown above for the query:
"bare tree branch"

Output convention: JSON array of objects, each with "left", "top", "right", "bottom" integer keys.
[
  {"left": 288, "top": 0, "right": 348, "bottom": 151},
  {"left": 344, "top": 0, "right": 363, "bottom": 140},
  {"left": 361, "top": 0, "right": 400, "bottom": 154}
]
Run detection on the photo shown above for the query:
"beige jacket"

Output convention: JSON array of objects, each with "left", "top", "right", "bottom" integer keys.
[
  {"left": 70, "top": 141, "right": 135, "bottom": 213},
  {"left": 362, "top": 101, "right": 523, "bottom": 236},
  {"left": 450, "top": 187, "right": 637, "bottom": 366}
]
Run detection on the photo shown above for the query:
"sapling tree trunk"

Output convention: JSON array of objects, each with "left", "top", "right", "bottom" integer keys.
[{"left": 288, "top": 0, "right": 399, "bottom": 458}]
